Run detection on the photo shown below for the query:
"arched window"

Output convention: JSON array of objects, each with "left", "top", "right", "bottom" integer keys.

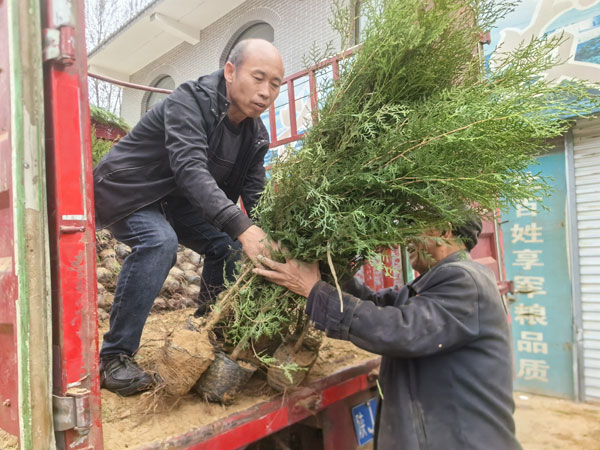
[
  {"left": 144, "top": 75, "right": 175, "bottom": 112},
  {"left": 222, "top": 22, "right": 275, "bottom": 66}
]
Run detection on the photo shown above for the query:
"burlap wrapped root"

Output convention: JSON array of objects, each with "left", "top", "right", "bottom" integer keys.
[{"left": 154, "top": 327, "right": 215, "bottom": 397}]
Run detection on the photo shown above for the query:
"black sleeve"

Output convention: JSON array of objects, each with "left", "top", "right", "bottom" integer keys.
[
  {"left": 306, "top": 265, "right": 480, "bottom": 358},
  {"left": 163, "top": 83, "right": 250, "bottom": 238},
  {"left": 241, "top": 142, "right": 268, "bottom": 220},
  {"left": 341, "top": 278, "right": 401, "bottom": 307}
]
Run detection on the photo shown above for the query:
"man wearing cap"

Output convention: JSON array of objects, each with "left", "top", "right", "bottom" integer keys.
[{"left": 254, "top": 217, "right": 522, "bottom": 450}]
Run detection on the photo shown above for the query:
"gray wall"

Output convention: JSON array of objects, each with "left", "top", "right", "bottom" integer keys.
[{"left": 121, "top": 0, "right": 343, "bottom": 125}]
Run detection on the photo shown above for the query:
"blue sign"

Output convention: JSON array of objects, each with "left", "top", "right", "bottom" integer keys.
[
  {"left": 351, "top": 397, "right": 378, "bottom": 446},
  {"left": 502, "top": 150, "right": 574, "bottom": 398}
]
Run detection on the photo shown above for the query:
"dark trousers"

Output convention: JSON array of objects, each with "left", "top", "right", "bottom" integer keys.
[{"left": 100, "top": 196, "right": 242, "bottom": 357}]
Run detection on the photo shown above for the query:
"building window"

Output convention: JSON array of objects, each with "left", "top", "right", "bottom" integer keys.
[
  {"left": 144, "top": 75, "right": 175, "bottom": 112},
  {"left": 354, "top": 0, "right": 382, "bottom": 45},
  {"left": 221, "top": 22, "right": 275, "bottom": 66},
  {"left": 354, "top": 0, "right": 366, "bottom": 45}
]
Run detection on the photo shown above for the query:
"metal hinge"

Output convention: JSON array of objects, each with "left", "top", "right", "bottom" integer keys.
[
  {"left": 43, "top": 26, "right": 75, "bottom": 65},
  {"left": 53, "top": 388, "right": 91, "bottom": 434}
]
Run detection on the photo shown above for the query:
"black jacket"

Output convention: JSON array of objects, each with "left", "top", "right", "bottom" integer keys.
[
  {"left": 307, "top": 251, "right": 521, "bottom": 450},
  {"left": 93, "top": 69, "right": 269, "bottom": 238}
]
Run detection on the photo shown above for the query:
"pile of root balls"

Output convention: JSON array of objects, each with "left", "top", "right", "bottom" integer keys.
[
  {"left": 95, "top": 230, "right": 203, "bottom": 320},
  {"left": 101, "top": 0, "right": 600, "bottom": 405}
]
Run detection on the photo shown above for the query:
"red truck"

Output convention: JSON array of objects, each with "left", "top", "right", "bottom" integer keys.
[{"left": 0, "top": 0, "right": 508, "bottom": 448}]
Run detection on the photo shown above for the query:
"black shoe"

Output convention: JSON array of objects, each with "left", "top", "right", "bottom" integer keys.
[
  {"left": 100, "top": 354, "right": 155, "bottom": 396},
  {"left": 193, "top": 300, "right": 213, "bottom": 317}
]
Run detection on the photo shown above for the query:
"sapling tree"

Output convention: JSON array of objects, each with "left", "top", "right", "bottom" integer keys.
[{"left": 217, "top": 0, "right": 599, "bottom": 364}]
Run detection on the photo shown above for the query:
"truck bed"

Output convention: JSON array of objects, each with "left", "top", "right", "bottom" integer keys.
[{"left": 99, "top": 309, "right": 380, "bottom": 449}]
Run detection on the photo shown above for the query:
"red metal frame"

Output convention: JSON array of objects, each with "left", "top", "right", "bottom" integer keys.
[
  {"left": 266, "top": 51, "right": 353, "bottom": 149},
  {"left": 88, "top": 71, "right": 172, "bottom": 94},
  {"left": 138, "top": 357, "right": 380, "bottom": 450},
  {"left": 43, "top": 0, "right": 103, "bottom": 448},
  {"left": 92, "top": 121, "right": 127, "bottom": 141}
]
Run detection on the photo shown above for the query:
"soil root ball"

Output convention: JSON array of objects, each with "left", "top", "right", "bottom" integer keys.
[
  {"left": 154, "top": 325, "right": 215, "bottom": 397},
  {"left": 184, "top": 284, "right": 201, "bottom": 299},
  {"left": 184, "top": 270, "right": 202, "bottom": 286},
  {"left": 114, "top": 243, "right": 131, "bottom": 260},
  {"left": 160, "top": 276, "right": 180, "bottom": 295},
  {"left": 99, "top": 248, "right": 116, "bottom": 260},
  {"left": 183, "top": 248, "right": 202, "bottom": 265},
  {"left": 97, "top": 292, "right": 114, "bottom": 311},
  {"left": 97, "top": 267, "right": 113, "bottom": 284},
  {"left": 169, "top": 266, "right": 185, "bottom": 280},
  {"left": 267, "top": 334, "right": 322, "bottom": 392},
  {"left": 179, "top": 262, "right": 197, "bottom": 272},
  {"left": 193, "top": 352, "right": 257, "bottom": 404},
  {"left": 102, "top": 258, "right": 121, "bottom": 273}
]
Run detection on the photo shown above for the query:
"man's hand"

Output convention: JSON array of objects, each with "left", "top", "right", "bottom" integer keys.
[
  {"left": 252, "top": 256, "right": 321, "bottom": 298},
  {"left": 238, "top": 225, "right": 271, "bottom": 262}
]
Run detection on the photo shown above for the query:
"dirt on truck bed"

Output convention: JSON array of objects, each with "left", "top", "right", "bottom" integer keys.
[
  {"left": 99, "top": 307, "right": 377, "bottom": 449},
  {"left": 1, "top": 309, "right": 599, "bottom": 449},
  {"left": 97, "top": 309, "right": 600, "bottom": 450}
]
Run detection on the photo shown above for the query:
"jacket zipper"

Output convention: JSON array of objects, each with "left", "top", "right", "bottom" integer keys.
[
  {"left": 408, "top": 360, "right": 429, "bottom": 449},
  {"left": 101, "top": 162, "right": 159, "bottom": 181}
]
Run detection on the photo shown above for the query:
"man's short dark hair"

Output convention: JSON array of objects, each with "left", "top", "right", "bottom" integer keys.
[{"left": 227, "top": 40, "right": 250, "bottom": 68}]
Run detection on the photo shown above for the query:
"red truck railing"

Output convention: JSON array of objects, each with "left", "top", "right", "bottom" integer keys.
[{"left": 139, "top": 357, "right": 380, "bottom": 450}]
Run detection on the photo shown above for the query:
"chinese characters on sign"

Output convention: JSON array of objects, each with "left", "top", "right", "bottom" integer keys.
[
  {"left": 510, "top": 200, "right": 551, "bottom": 383},
  {"left": 504, "top": 152, "right": 574, "bottom": 398},
  {"left": 352, "top": 397, "right": 378, "bottom": 446}
]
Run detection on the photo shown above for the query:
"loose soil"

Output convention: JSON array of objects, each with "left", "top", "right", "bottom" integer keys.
[
  {"left": 0, "top": 431, "right": 18, "bottom": 449},
  {"left": 514, "top": 393, "right": 600, "bottom": 450},
  {"left": 154, "top": 326, "right": 214, "bottom": 397},
  {"left": 99, "top": 308, "right": 377, "bottom": 449},
  {"left": 1, "top": 309, "right": 598, "bottom": 449}
]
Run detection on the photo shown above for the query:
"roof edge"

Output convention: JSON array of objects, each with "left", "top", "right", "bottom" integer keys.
[{"left": 88, "top": 0, "right": 165, "bottom": 57}]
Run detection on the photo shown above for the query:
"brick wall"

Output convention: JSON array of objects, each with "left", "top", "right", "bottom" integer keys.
[{"left": 120, "top": 0, "right": 343, "bottom": 125}]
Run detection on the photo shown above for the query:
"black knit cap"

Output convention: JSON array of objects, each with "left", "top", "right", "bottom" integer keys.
[{"left": 452, "top": 214, "right": 483, "bottom": 251}]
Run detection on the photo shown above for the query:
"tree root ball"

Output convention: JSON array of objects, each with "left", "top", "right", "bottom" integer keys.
[
  {"left": 267, "top": 335, "right": 322, "bottom": 392},
  {"left": 154, "top": 326, "right": 215, "bottom": 397},
  {"left": 193, "top": 352, "right": 257, "bottom": 404},
  {"left": 97, "top": 267, "right": 113, "bottom": 284}
]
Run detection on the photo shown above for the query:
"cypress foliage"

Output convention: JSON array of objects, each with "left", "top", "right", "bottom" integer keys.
[{"left": 220, "top": 0, "right": 599, "bottom": 358}]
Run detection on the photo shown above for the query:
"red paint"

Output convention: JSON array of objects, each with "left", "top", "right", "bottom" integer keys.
[
  {"left": 309, "top": 70, "right": 318, "bottom": 121},
  {"left": 495, "top": 209, "right": 507, "bottom": 281},
  {"left": 331, "top": 58, "right": 340, "bottom": 80},
  {"left": 382, "top": 248, "right": 395, "bottom": 288},
  {"left": 43, "top": 0, "right": 103, "bottom": 448},
  {"left": 0, "top": 0, "right": 19, "bottom": 437},
  {"left": 138, "top": 358, "right": 380, "bottom": 450},
  {"left": 268, "top": 102, "right": 277, "bottom": 142},
  {"left": 322, "top": 398, "right": 360, "bottom": 450},
  {"left": 92, "top": 121, "right": 126, "bottom": 141},
  {"left": 189, "top": 408, "right": 290, "bottom": 449},
  {"left": 320, "top": 374, "right": 369, "bottom": 407},
  {"left": 268, "top": 51, "right": 355, "bottom": 148},
  {"left": 287, "top": 79, "right": 297, "bottom": 140},
  {"left": 363, "top": 263, "right": 376, "bottom": 290},
  {"left": 471, "top": 220, "right": 501, "bottom": 280}
]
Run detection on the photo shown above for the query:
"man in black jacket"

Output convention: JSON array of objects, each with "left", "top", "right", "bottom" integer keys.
[
  {"left": 254, "top": 218, "right": 522, "bottom": 450},
  {"left": 94, "top": 39, "right": 284, "bottom": 396}
]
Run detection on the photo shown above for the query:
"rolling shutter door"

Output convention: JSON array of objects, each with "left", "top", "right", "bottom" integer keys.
[{"left": 573, "top": 118, "right": 600, "bottom": 401}]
